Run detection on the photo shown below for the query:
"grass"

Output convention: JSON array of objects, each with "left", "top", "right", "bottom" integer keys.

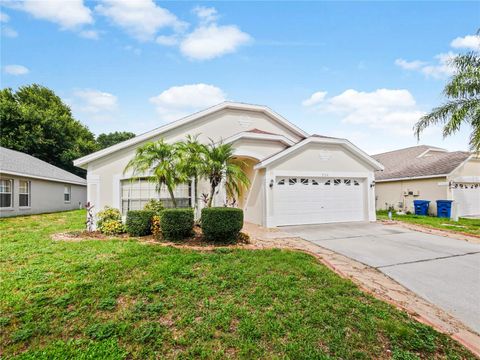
[
  {"left": 377, "top": 210, "right": 480, "bottom": 236},
  {"left": 0, "top": 210, "right": 475, "bottom": 359}
]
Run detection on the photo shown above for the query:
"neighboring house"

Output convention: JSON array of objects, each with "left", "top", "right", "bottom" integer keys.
[
  {"left": 372, "top": 145, "right": 480, "bottom": 217},
  {"left": 0, "top": 147, "right": 87, "bottom": 217},
  {"left": 74, "top": 102, "right": 383, "bottom": 227}
]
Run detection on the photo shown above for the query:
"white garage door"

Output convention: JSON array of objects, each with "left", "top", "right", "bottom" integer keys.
[
  {"left": 273, "top": 176, "right": 366, "bottom": 226},
  {"left": 452, "top": 183, "right": 480, "bottom": 216}
]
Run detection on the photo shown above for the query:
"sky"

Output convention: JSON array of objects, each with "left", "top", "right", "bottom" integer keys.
[{"left": 1, "top": 0, "right": 479, "bottom": 155}]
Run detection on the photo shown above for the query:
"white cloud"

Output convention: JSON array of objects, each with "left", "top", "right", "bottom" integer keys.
[
  {"left": 420, "top": 52, "right": 456, "bottom": 79},
  {"left": 124, "top": 45, "right": 141, "bottom": 55},
  {"left": 450, "top": 34, "right": 480, "bottom": 51},
  {"left": 8, "top": 0, "right": 93, "bottom": 29},
  {"left": 2, "top": 26, "right": 18, "bottom": 37},
  {"left": 193, "top": 6, "right": 218, "bottom": 24},
  {"left": 4, "top": 64, "right": 29, "bottom": 75},
  {"left": 79, "top": 29, "right": 99, "bottom": 39},
  {"left": 302, "top": 91, "right": 328, "bottom": 107},
  {"left": 96, "top": 0, "right": 186, "bottom": 41},
  {"left": 395, "top": 52, "right": 456, "bottom": 79},
  {"left": 74, "top": 89, "right": 118, "bottom": 113},
  {"left": 180, "top": 24, "right": 251, "bottom": 60},
  {"left": 394, "top": 58, "right": 427, "bottom": 70},
  {"left": 149, "top": 84, "right": 226, "bottom": 121},
  {"left": 303, "top": 88, "right": 424, "bottom": 136}
]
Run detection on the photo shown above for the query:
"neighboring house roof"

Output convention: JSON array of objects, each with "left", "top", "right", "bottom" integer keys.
[
  {"left": 74, "top": 101, "right": 309, "bottom": 168},
  {"left": 372, "top": 145, "right": 471, "bottom": 181},
  {"left": 0, "top": 147, "right": 87, "bottom": 186},
  {"left": 255, "top": 136, "right": 384, "bottom": 171}
]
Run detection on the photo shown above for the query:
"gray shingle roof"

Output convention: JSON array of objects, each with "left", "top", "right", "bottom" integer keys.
[
  {"left": 0, "top": 147, "right": 86, "bottom": 185},
  {"left": 372, "top": 145, "right": 470, "bottom": 181}
]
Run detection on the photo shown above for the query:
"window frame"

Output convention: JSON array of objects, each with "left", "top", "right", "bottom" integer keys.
[
  {"left": 19, "top": 180, "right": 31, "bottom": 208},
  {"left": 64, "top": 185, "right": 71, "bottom": 203},
  {"left": 0, "top": 179, "right": 13, "bottom": 209}
]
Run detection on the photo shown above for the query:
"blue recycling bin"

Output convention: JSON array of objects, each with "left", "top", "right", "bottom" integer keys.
[
  {"left": 413, "top": 200, "right": 430, "bottom": 216},
  {"left": 436, "top": 200, "right": 453, "bottom": 218}
]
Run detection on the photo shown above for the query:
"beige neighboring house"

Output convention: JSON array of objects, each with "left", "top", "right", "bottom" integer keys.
[
  {"left": 74, "top": 102, "right": 384, "bottom": 228},
  {"left": 0, "top": 147, "right": 87, "bottom": 217},
  {"left": 372, "top": 145, "right": 480, "bottom": 217}
]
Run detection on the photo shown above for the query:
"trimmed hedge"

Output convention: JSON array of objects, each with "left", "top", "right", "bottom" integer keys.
[
  {"left": 125, "top": 210, "right": 155, "bottom": 237},
  {"left": 201, "top": 207, "right": 243, "bottom": 242},
  {"left": 160, "top": 208, "right": 194, "bottom": 241}
]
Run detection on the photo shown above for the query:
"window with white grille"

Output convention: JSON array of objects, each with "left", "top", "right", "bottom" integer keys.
[{"left": 121, "top": 178, "right": 191, "bottom": 213}]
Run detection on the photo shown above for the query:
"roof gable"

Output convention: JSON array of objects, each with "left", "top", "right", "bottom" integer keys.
[{"left": 74, "top": 102, "right": 308, "bottom": 168}]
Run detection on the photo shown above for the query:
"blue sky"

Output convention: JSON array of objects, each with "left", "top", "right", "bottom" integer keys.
[{"left": 1, "top": 1, "right": 479, "bottom": 154}]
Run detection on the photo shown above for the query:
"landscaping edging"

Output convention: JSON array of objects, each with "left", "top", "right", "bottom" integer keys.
[
  {"left": 242, "top": 222, "right": 480, "bottom": 358},
  {"left": 380, "top": 220, "right": 480, "bottom": 244}
]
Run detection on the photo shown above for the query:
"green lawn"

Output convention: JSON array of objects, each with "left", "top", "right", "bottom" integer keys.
[
  {"left": 0, "top": 211, "right": 475, "bottom": 359},
  {"left": 377, "top": 210, "right": 480, "bottom": 237}
]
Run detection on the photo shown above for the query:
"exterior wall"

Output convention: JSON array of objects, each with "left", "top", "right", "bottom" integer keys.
[
  {"left": 448, "top": 156, "right": 480, "bottom": 181},
  {"left": 86, "top": 108, "right": 302, "bottom": 215},
  {"left": 375, "top": 177, "right": 448, "bottom": 215},
  {"left": 0, "top": 175, "right": 86, "bottom": 217},
  {"left": 264, "top": 143, "right": 377, "bottom": 226}
]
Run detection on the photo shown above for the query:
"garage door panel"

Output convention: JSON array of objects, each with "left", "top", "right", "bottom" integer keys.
[
  {"left": 452, "top": 183, "right": 480, "bottom": 216},
  {"left": 273, "top": 177, "right": 366, "bottom": 225}
]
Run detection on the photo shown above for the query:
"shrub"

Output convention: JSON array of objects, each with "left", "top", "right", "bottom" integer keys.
[
  {"left": 201, "top": 207, "right": 243, "bottom": 242},
  {"left": 144, "top": 199, "right": 164, "bottom": 214},
  {"left": 160, "top": 208, "right": 194, "bottom": 241},
  {"left": 126, "top": 210, "right": 155, "bottom": 237},
  {"left": 151, "top": 214, "right": 162, "bottom": 239},
  {"left": 100, "top": 220, "right": 125, "bottom": 235},
  {"left": 96, "top": 207, "right": 124, "bottom": 235}
]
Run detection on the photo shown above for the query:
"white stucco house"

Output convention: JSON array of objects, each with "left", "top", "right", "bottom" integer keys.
[{"left": 73, "top": 102, "right": 383, "bottom": 227}]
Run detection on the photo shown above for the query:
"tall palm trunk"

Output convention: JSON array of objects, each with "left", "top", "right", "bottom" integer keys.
[
  {"left": 167, "top": 185, "right": 177, "bottom": 208},
  {"left": 208, "top": 182, "right": 216, "bottom": 207}
]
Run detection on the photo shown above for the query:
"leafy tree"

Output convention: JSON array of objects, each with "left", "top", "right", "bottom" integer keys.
[
  {"left": 124, "top": 140, "right": 185, "bottom": 208},
  {"left": 200, "top": 141, "right": 250, "bottom": 207},
  {"left": 176, "top": 134, "right": 206, "bottom": 215},
  {"left": 97, "top": 131, "right": 136, "bottom": 149},
  {"left": 414, "top": 47, "right": 480, "bottom": 151},
  {"left": 0, "top": 84, "right": 97, "bottom": 177}
]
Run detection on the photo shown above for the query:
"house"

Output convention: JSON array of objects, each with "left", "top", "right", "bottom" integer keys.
[
  {"left": 0, "top": 147, "right": 87, "bottom": 217},
  {"left": 73, "top": 102, "right": 383, "bottom": 227},
  {"left": 372, "top": 145, "right": 480, "bottom": 217}
]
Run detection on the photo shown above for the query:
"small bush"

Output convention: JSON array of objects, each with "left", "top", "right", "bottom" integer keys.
[
  {"left": 201, "top": 207, "right": 243, "bottom": 242},
  {"left": 151, "top": 214, "right": 162, "bottom": 240},
  {"left": 97, "top": 207, "right": 124, "bottom": 235},
  {"left": 126, "top": 210, "right": 155, "bottom": 237},
  {"left": 160, "top": 208, "right": 194, "bottom": 241},
  {"left": 144, "top": 199, "right": 164, "bottom": 214},
  {"left": 100, "top": 220, "right": 125, "bottom": 235}
]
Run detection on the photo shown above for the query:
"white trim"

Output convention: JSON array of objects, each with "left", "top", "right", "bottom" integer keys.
[
  {"left": 223, "top": 131, "right": 295, "bottom": 147},
  {"left": 255, "top": 137, "right": 384, "bottom": 171},
  {"left": 447, "top": 154, "right": 474, "bottom": 177},
  {"left": 271, "top": 170, "right": 371, "bottom": 178},
  {"left": 416, "top": 147, "right": 448, "bottom": 158},
  {"left": 0, "top": 170, "right": 86, "bottom": 186},
  {"left": 376, "top": 174, "right": 448, "bottom": 182},
  {"left": 74, "top": 101, "right": 308, "bottom": 168}
]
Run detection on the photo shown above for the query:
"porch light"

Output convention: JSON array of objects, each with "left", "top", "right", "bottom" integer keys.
[
  {"left": 269, "top": 179, "right": 274, "bottom": 188},
  {"left": 370, "top": 181, "right": 375, "bottom": 188}
]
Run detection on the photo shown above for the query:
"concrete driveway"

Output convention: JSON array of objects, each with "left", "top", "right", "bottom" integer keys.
[{"left": 281, "top": 222, "right": 480, "bottom": 333}]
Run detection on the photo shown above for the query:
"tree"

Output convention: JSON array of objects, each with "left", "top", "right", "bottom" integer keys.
[
  {"left": 0, "top": 84, "right": 97, "bottom": 177},
  {"left": 124, "top": 140, "right": 184, "bottom": 208},
  {"left": 414, "top": 49, "right": 480, "bottom": 151},
  {"left": 97, "top": 131, "right": 136, "bottom": 149},
  {"left": 176, "top": 134, "right": 206, "bottom": 214},
  {"left": 201, "top": 140, "right": 250, "bottom": 207}
]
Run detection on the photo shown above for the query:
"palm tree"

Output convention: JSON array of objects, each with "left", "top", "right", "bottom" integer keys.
[
  {"left": 201, "top": 140, "right": 250, "bottom": 207},
  {"left": 176, "top": 134, "right": 206, "bottom": 214},
  {"left": 124, "top": 140, "right": 184, "bottom": 208},
  {"left": 414, "top": 49, "right": 480, "bottom": 151}
]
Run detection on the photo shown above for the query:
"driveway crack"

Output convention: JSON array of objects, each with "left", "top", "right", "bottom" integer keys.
[{"left": 377, "top": 251, "right": 480, "bottom": 269}]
